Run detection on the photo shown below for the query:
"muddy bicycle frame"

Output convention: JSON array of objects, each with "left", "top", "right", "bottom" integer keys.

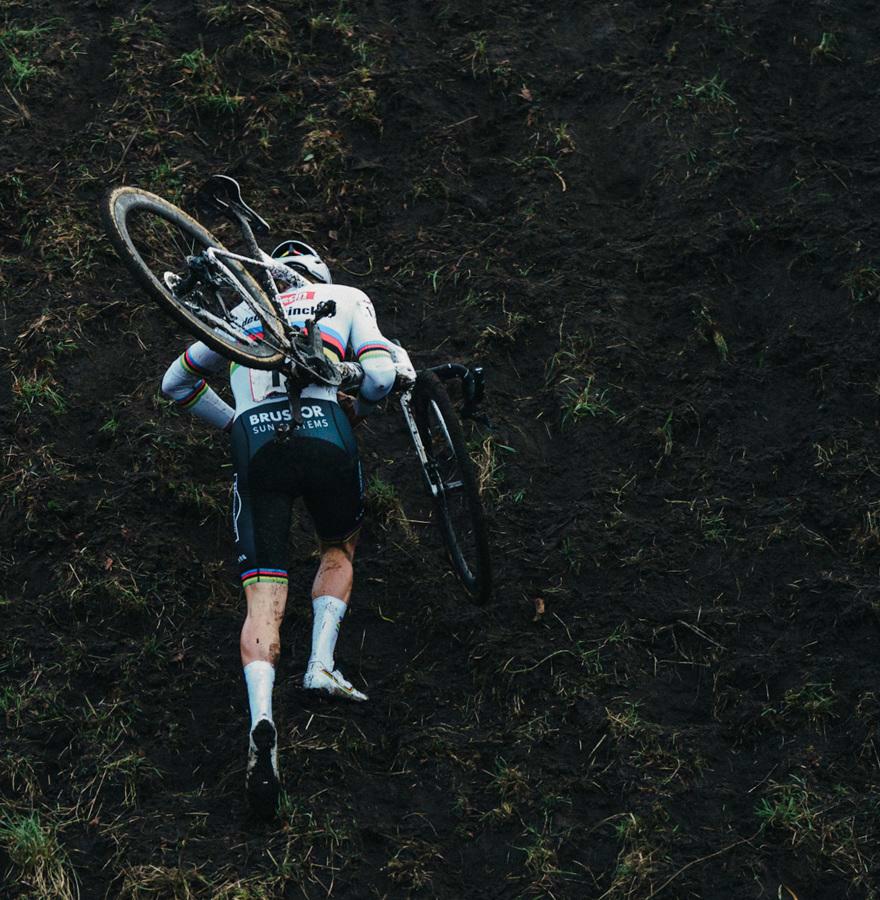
[{"left": 179, "top": 177, "right": 486, "bottom": 494}]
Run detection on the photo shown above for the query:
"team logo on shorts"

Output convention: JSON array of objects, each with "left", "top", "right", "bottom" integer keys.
[{"left": 248, "top": 405, "right": 328, "bottom": 433}]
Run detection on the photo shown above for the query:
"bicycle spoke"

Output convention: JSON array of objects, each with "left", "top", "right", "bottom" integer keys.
[
  {"left": 168, "top": 225, "right": 190, "bottom": 266},
  {"left": 209, "top": 257, "right": 288, "bottom": 347}
]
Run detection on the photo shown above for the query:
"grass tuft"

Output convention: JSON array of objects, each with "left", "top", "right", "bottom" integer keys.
[
  {"left": 561, "top": 375, "right": 616, "bottom": 425},
  {"left": 0, "top": 811, "right": 77, "bottom": 899},
  {"left": 365, "top": 473, "right": 413, "bottom": 537},
  {"left": 12, "top": 372, "right": 65, "bottom": 413},
  {"left": 676, "top": 73, "right": 736, "bottom": 110},
  {"left": 174, "top": 47, "right": 244, "bottom": 113},
  {"left": 0, "top": 20, "right": 61, "bottom": 90},
  {"left": 842, "top": 265, "right": 880, "bottom": 302}
]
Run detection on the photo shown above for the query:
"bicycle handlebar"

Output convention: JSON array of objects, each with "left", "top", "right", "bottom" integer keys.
[{"left": 426, "top": 363, "right": 486, "bottom": 420}]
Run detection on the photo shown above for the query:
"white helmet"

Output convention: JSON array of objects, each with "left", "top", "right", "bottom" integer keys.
[{"left": 271, "top": 239, "right": 332, "bottom": 284}]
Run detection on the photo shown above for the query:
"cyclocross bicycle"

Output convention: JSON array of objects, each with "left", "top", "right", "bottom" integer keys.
[{"left": 101, "top": 175, "right": 492, "bottom": 603}]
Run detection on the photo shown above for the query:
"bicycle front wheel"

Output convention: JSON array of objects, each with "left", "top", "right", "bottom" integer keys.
[
  {"left": 101, "top": 186, "right": 285, "bottom": 369},
  {"left": 413, "top": 371, "right": 492, "bottom": 603}
]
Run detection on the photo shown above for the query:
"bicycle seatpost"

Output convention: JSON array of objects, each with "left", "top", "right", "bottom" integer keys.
[{"left": 226, "top": 208, "right": 277, "bottom": 302}]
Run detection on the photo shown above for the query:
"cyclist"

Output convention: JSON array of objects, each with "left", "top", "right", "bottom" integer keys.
[{"left": 160, "top": 240, "right": 415, "bottom": 817}]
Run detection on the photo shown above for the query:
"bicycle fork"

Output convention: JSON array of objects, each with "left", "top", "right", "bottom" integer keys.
[{"left": 400, "top": 390, "right": 441, "bottom": 499}]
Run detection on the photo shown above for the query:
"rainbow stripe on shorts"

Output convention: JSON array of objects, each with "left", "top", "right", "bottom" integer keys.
[{"left": 241, "top": 568, "right": 288, "bottom": 588}]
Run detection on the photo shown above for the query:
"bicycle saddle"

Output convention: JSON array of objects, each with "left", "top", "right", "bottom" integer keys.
[{"left": 195, "top": 175, "right": 270, "bottom": 234}]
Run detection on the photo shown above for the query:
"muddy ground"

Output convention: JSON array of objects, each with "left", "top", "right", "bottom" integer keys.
[{"left": 2, "top": 0, "right": 880, "bottom": 897}]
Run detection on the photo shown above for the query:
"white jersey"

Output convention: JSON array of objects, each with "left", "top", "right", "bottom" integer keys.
[{"left": 161, "top": 283, "right": 396, "bottom": 429}]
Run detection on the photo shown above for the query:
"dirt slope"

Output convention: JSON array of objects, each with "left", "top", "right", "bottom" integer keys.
[{"left": 2, "top": 1, "right": 880, "bottom": 897}]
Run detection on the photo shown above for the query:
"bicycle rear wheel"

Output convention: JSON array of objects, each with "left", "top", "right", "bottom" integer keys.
[
  {"left": 101, "top": 186, "right": 285, "bottom": 369},
  {"left": 413, "top": 371, "right": 492, "bottom": 603}
]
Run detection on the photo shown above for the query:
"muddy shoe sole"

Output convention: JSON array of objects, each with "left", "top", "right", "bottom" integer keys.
[{"left": 246, "top": 719, "right": 280, "bottom": 820}]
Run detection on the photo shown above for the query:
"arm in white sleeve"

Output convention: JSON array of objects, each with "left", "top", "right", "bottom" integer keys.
[
  {"left": 161, "top": 342, "right": 235, "bottom": 430},
  {"left": 349, "top": 291, "right": 396, "bottom": 416}
]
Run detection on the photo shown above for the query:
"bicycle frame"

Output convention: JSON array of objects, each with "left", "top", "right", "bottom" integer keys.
[
  {"left": 399, "top": 388, "right": 438, "bottom": 496},
  {"left": 193, "top": 245, "right": 302, "bottom": 346},
  {"left": 181, "top": 207, "right": 345, "bottom": 426}
]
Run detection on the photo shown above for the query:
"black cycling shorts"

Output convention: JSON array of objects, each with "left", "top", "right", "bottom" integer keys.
[{"left": 229, "top": 398, "right": 364, "bottom": 588}]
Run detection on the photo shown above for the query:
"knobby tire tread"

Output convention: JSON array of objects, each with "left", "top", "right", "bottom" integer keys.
[{"left": 100, "top": 186, "right": 284, "bottom": 369}]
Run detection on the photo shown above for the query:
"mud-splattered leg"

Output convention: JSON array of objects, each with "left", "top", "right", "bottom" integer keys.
[
  {"left": 241, "top": 580, "right": 288, "bottom": 667},
  {"left": 312, "top": 533, "right": 359, "bottom": 602},
  {"left": 304, "top": 534, "right": 367, "bottom": 700},
  {"left": 240, "top": 580, "right": 288, "bottom": 726},
  {"left": 241, "top": 580, "right": 287, "bottom": 816}
]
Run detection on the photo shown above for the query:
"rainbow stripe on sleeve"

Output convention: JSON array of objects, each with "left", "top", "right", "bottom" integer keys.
[
  {"left": 177, "top": 380, "right": 208, "bottom": 409},
  {"left": 241, "top": 568, "right": 288, "bottom": 588},
  {"left": 180, "top": 348, "right": 214, "bottom": 377},
  {"left": 356, "top": 341, "right": 392, "bottom": 362}
]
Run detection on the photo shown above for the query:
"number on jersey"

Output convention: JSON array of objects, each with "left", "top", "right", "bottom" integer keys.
[{"left": 249, "top": 369, "right": 286, "bottom": 402}]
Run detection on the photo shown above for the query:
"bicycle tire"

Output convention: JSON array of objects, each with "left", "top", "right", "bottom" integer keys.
[
  {"left": 101, "top": 186, "right": 286, "bottom": 369},
  {"left": 413, "top": 371, "right": 492, "bottom": 603}
]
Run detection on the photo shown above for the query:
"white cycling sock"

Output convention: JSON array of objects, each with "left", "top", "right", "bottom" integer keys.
[
  {"left": 308, "top": 595, "right": 348, "bottom": 671},
  {"left": 243, "top": 660, "right": 275, "bottom": 731}
]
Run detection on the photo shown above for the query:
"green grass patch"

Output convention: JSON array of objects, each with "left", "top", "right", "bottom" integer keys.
[
  {"left": 843, "top": 264, "right": 880, "bottom": 302},
  {"left": 561, "top": 375, "right": 616, "bottom": 425},
  {"left": 675, "top": 73, "right": 736, "bottom": 111},
  {"left": 174, "top": 47, "right": 244, "bottom": 113},
  {"left": 0, "top": 810, "right": 77, "bottom": 898},
  {"left": 365, "top": 473, "right": 413, "bottom": 537},
  {"left": 12, "top": 372, "right": 65, "bottom": 413},
  {"left": 0, "top": 20, "right": 61, "bottom": 89}
]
